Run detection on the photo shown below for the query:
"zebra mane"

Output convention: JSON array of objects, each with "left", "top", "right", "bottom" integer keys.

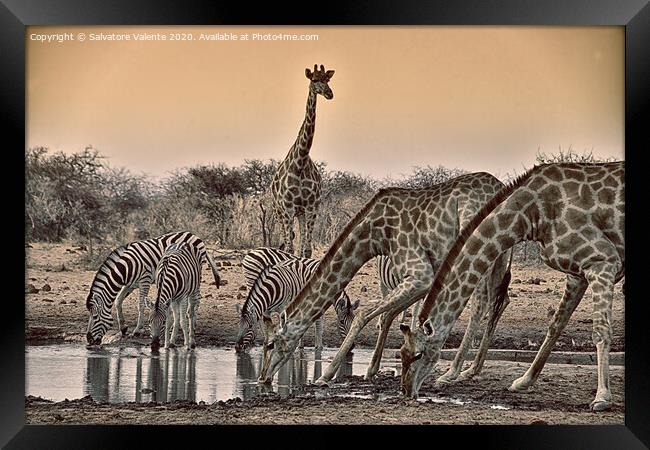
[
  {"left": 86, "top": 245, "right": 128, "bottom": 308},
  {"left": 240, "top": 263, "right": 276, "bottom": 319},
  {"left": 417, "top": 165, "right": 539, "bottom": 322}
]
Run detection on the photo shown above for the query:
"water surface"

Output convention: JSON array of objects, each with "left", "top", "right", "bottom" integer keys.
[{"left": 26, "top": 345, "right": 401, "bottom": 404}]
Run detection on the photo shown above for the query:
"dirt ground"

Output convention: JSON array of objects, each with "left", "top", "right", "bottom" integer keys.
[
  {"left": 25, "top": 360, "right": 624, "bottom": 425},
  {"left": 24, "top": 242, "right": 626, "bottom": 425},
  {"left": 25, "top": 242, "right": 625, "bottom": 352}
]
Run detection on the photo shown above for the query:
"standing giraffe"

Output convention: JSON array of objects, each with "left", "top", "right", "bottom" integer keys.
[
  {"left": 257, "top": 172, "right": 512, "bottom": 386},
  {"left": 400, "top": 162, "right": 624, "bottom": 412},
  {"left": 270, "top": 64, "right": 334, "bottom": 258}
]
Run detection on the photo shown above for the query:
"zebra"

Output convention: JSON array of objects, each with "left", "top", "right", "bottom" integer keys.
[
  {"left": 235, "top": 247, "right": 360, "bottom": 351},
  {"left": 149, "top": 242, "right": 202, "bottom": 351},
  {"left": 375, "top": 255, "right": 422, "bottom": 328},
  {"left": 235, "top": 255, "right": 360, "bottom": 351},
  {"left": 86, "top": 231, "right": 220, "bottom": 345}
]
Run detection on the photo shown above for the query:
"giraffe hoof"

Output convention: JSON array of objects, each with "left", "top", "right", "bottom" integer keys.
[
  {"left": 313, "top": 377, "right": 329, "bottom": 388},
  {"left": 590, "top": 400, "right": 611, "bottom": 412},
  {"left": 120, "top": 327, "right": 128, "bottom": 337},
  {"left": 457, "top": 370, "right": 476, "bottom": 382},
  {"left": 508, "top": 378, "right": 532, "bottom": 392}
]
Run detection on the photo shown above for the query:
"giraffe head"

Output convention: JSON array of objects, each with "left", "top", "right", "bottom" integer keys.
[
  {"left": 306, "top": 64, "right": 335, "bottom": 99},
  {"left": 257, "top": 310, "right": 301, "bottom": 383},
  {"left": 399, "top": 321, "right": 439, "bottom": 398}
]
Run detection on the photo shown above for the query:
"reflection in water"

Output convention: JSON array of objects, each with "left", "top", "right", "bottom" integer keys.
[
  {"left": 84, "top": 348, "right": 198, "bottom": 403},
  {"left": 30, "top": 345, "right": 401, "bottom": 404},
  {"left": 85, "top": 351, "right": 110, "bottom": 402}
]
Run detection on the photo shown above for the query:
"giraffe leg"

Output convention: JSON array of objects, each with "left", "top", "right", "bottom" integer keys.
[
  {"left": 436, "top": 281, "right": 489, "bottom": 387},
  {"left": 301, "top": 210, "right": 317, "bottom": 259},
  {"left": 115, "top": 286, "right": 134, "bottom": 337},
  {"left": 314, "top": 316, "right": 324, "bottom": 350},
  {"left": 278, "top": 208, "right": 295, "bottom": 255},
  {"left": 509, "top": 274, "right": 588, "bottom": 392},
  {"left": 365, "top": 308, "right": 401, "bottom": 380},
  {"left": 458, "top": 292, "right": 510, "bottom": 382},
  {"left": 410, "top": 300, "right": 421, "bottom": 329},
  {"left": 584, "top": 265, "right": 617, "bottom": 411},
  {"left": 316, "top": 277, "right": 431, "bottom": 386},
  {"left": 131, "top": 283, "right": 151, "bottom": 337},
  {"left": 297, "top": 214, "right": 308, "bottom": 259}
]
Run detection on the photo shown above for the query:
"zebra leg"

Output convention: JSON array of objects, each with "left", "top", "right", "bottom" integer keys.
[
  {"left": 115, "top": 286, "right": 135, "bottom": 337},
  {"left": 436, "top": 280, "right": 489, "bottom": 387},
  {"left": 179, "top": 297, "right": 191, "bottom": 349},
  {"left": 131, "top": 283, "right": 151, "bottom": 337},
  {"left": 314, "top": 317, "right": 324, "bottom": 351},
  {"left": 167, "top": 303, "right": 180, "bottom": 349},
  {"left": 187, "top": 293, "right": 199, "bottom": 349}
]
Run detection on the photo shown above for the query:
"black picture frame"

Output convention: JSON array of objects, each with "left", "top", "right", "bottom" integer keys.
[{"left": 4, "top": 0, "right": 648, "bottom": 448}]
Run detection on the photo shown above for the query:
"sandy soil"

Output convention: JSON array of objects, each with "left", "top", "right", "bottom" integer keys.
[
  {"left": 25, "top": 242, "right": 625, "bottom": 352},
  {"left": 24, "top": 242, "right": 626, "bottom": 425},
  {"left": 25, "top": 359, "right": 624, "bottom": 425}
]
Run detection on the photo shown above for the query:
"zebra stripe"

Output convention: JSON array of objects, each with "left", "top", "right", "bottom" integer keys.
[
  {"left": 86, "top": 231, "right": 220, "bottom": 345},
  {"left": 241, "top": 247, "right": 297, "bottom": 289},
  {"left": 236, "top": 258, "right": 325, "bottom": 350},
  {"left": 150, "top": 242, "right": 202, "bottom": 350},
  {"left": 237, "top": 248, "right": 361, "bottom": 350}
]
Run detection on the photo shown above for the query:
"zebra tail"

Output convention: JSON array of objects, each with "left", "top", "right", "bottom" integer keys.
[{"left": 205, "top": 251, "right": 221, "bottom": 289}]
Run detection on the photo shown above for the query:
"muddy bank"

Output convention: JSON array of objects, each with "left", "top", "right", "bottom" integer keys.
[
  {"left": 25, "top": 360, "right": 624, "bottom": 425},
  {"left": 25, "top": 242, "right": 625, "bottom": 351}
]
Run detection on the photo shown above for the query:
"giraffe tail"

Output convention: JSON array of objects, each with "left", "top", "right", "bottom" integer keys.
[{"left": 488, "top": 249, "right": 513, "bottom": 331}]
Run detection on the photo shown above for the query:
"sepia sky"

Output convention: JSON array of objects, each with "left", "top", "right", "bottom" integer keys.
[{"left": 27, "top": 26, "right": 624, "bottom": 180}]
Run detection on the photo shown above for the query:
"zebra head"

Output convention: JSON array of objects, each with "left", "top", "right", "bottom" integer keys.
[
  {"left": 148, "top": 306, "right": 166, "bottom": 351},
  {"left": 333, "top": 292, "right": 360, "bottom": 341},
  {"left": 85, "top": 290, "right": 112, "bottom": 346},
  {"left": 234, "top": 304, "right": 256, "bottom": 352}
]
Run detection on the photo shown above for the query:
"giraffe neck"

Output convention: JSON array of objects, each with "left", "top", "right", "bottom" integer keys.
[
  {"left": 420, "top": 200, "right": 531, "bottom": 342},
  {"left": 287, "top": 88, "right": 317, "bottom": 172},
  {"left": 287, "top": 228, "right": 374, "bottom": 335}
]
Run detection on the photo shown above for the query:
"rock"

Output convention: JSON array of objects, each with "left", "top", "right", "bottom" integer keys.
[
  {"left": 70, "top": 300, "right": 77, "bottom": 304},
  {"left": 42, "top": 284, "right": 52, "bottom": 292},
  {"left": 53, "top": 414, "right": 64, "bottom": 421},
  {"left": 219, "top": 280, "right": 228, "bottom": 286},
  {"left": 512, "top": 279, "right": 522, "bottom": 284},
  {"left": 62, "top": 286, "right": 70, "bottom": 291},
  {"left": 42, "top": 298, "right": 54, "bottom": 303},
  {"left": 510, "top": 293, "right": 518, "bottom": 298},
  {"left": 237, "top": 293, "right": 244, "bottom": 300},
  {"left": 26, "top": 284, "right": 39, "bottom": 294},
  {"left": 360, "top": 286, "right": 368, "bottom": 293},
  {"left": 60, "top": 300, "right": 67, "bottom": 305},
  {"left": 221, "top": 261, "right": 232, "bottom": 267},
  {"left": 530, "top": 420, "right": 548, "bottom": 425},
  {"left": 239, "top": 285, "right": 248, "bottom": 291}
]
